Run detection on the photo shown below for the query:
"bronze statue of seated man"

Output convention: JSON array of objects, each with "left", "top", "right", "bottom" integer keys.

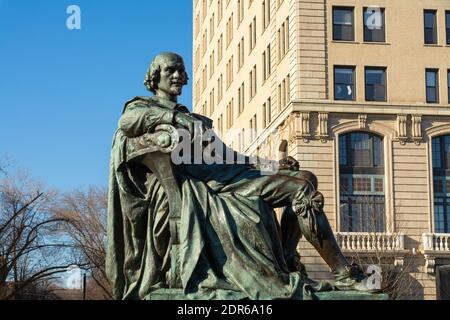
[{"left": 106, "top": 52, "right": 375, "bottom": 300}]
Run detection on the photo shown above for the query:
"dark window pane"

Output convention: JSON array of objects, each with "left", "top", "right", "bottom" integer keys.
[
  {"left": 373, "top": 135, "right": 383, "bottom": 166},
  {"left": 365, "top": 68, "right": 386, "bottom": 101},
  {"left": 334, "top": 67, "right": 355, "bottom": 100},
  {"left": 351, "top": 133, "right": 371, "bottom": 166},
  {"left": 435, "top": 179, "right": 444, "bottom": 193},
  {"left": 433, "top": 137, "right": 442, "bottom": 168},
  {"left": 426, "top": 69, "right": 439, "bottom": 103},
  {"left": 445, "top": 136, "right": 450, "bottom": 169},
  {"left": 427, "top": 71, "right": 437, "bottom": 86},
  {"left": 333, "top": 8, "right": 354, "bottom": 41},
  {"left": 448, "top": 70, "right": 450, "bottom": 104},
  {"left": 374, "top": 178, "right": 384, "bottom": 192},
  {"left": 339, "top": 135, "right": 347, "bottom": 165},
  {"left": 424, "top": 11, "right": 437, "bottom": 44},
  {"left": 364, "top": 8, "right": 385, "bottom": 42},
  {"left": 446, "top": 12, "right": 450, "bottom": 44},
  {"left": 427, "top": 87, "right": 437, "bottom": 103}
]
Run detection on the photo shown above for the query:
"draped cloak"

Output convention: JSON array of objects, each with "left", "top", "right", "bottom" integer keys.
[{"left": 106, "top": 96, "right": 318, "bottom": 300}]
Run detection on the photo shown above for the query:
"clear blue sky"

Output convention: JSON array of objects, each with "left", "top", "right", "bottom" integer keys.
[{"left": 0, "top": 0, "right": 193, "bottom": 190}]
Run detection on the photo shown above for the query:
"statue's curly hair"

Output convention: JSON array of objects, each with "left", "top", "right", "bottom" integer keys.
[{"left": 144, "top": 52, "right": 189, "bottom": 94}]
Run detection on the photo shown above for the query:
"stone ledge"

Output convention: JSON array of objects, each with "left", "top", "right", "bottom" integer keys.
[
  {"left": 312, "top": 291, "right": 389, "bottom": 300},
  {"left": 145, "top": 289, "right": 389, "bottom": 300}
]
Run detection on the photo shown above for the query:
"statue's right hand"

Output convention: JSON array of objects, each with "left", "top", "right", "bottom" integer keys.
[{"left": 174, "top": 112, "right": 195, "bottom": 137}]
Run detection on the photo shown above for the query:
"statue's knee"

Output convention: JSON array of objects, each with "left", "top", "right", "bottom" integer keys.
[{"left": 299, "top": 170, "right": 318, "bottom": 190}]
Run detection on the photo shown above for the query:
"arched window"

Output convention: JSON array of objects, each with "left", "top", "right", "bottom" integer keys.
[
  {"left": 432, "top": 135, "right": 450, "bottom": 233},
  {"left": 339, "top": 132, "right": 385, "bottom": 232}
]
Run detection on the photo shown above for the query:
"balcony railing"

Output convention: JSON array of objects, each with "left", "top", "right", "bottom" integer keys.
[
  {"left": 422, "top": 233, "right": 450, "bottom": 251},
  {"left": 421, "top": 233, "right": 450, "bottom": 274},
  {"left": 336, "top": 232, "right": 405, "bottom": 251}
]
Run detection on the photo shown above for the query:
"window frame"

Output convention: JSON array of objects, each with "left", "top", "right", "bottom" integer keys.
[
  {"left": 448, "top": 69, "right": 450, "bottom": 104},
  {"left": 424, "top": 10, "right": 438, "bottom": 45},
  {"left": 333, "top": 6, "right": 355, "bottom": 41},
  {"left": 426, "top": 68, "right": 439, "bottom": 104},
  {"left": 339, "top": 132, "right": 386, "bottom": 232},
  {"left": 365, "top": 67, "right": 387, "bottom": 102},
  {"left": 363, "top": 7, "right": 386, "bottom": 43},
  {"left": 334, "top": 66, "right": 356, "bottom": 101},
  {"left": 432, "top": 135, "right": 450, "bottom": 233}
]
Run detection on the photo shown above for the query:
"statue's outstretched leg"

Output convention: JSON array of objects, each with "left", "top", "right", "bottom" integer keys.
[{"left": 291, "top": 182, "right": 377, "bottom": 292}]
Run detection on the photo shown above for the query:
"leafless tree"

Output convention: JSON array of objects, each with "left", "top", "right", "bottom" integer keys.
[
  {"left": 0, "top": 172, "right": 79, "bottom": 300},
  {"left": 52, "top": 186, "right": 112, "bottom": 299}
]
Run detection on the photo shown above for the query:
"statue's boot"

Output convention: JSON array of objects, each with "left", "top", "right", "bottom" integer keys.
[{"left": 292, "top": 188, "right": 380, "bottom": 292}]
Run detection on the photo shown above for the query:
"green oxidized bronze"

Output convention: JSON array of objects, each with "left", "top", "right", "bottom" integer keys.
[{"left": 106, "top": 52, "right": 383, "bottom": 300}]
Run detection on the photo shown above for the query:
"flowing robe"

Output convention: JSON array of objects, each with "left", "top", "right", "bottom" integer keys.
[{"left": 106, "top": 96, "right": 318, "bottom": 300}]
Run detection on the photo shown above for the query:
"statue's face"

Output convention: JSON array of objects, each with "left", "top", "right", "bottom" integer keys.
[{"left": 157, "top": 56, "right": 187, "bottom": 98}]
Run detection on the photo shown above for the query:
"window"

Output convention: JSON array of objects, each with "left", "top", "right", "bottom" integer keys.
[
  {"left": 226, "top": 14, "right": 233, "bottom": 46},
  {"left": 262, "top": 0, "right": 271, "bottom": 31},
  {"left": 276, "top": 17, "right": 289, "bottom": 62},
  {"left": 249, "top": 64, "right": 257, "bottom": 99},
  {"left": 251, "top": 114, "right": 257, "bottom": 141},
  {"left": 217, "top": 0, "right": 223, "bottom": 24},
  {"left": 424, "top": 10, "right": 437, "bottom": 44},
  {"left": 363, "top": 7, "right": 385, "bottom": 42},
  {"left": 432, "top": 135, "right": 450, "bottom": 233},
  {"left": 218, "top": 114, "right": 223, "bottom": 136},
  {"left": 426, "top": 69, "right": 439, "bottom": 103},
  {"left": 448, "top": 70, "right": 450, "bottom": 104},
  {"left": 249, "top": 16, "right": 257, "bottom": 52},
  {"left": 238, "top": 37, "right": 244, "bottom": 69},
  {"left": 238, "top": 82, "right": 245, "bottom": 114},
  {"left": 209, "top": 14, "right": 215, "bottom": 41},
  {"left": 217, "top": 34, "right": 223, "bottom": 62},
  {"left": 339, "top": 132, "right": 385, "bottom": 232},
  {"left": 262, "top": 97, "right": 272, "bottom": 128},
  {"left": 209, "top": 51, "right": 215, "bottom": 78},
  {"left": 365, "top": 67, "right": 386, "bottom": 102},
  {"left": 238, "top": 0, "right": 244, "bottom": 24},
  {"left": 334, "top": 66, "right": 355, "bottom": 100},
  {"left": 226, "top": 99, "right": 233, "bottom": 128},
  {"left": 226, "top": 56, "right": 233, "bottom": 87},
  {"left": 263, "top": 46, "right": 271, "bottom": 80},
  {"left": 202, "top": 0, "right": 207, "bottom": 21},
  {"left": 209, "top": 88, "right": 215, "bottom": 115},
  {"left": 446, "top": 11, "right": 450, "bottom": 45},
  {"left": 333, "top": 7, "right": 354, "bottom": 41}
]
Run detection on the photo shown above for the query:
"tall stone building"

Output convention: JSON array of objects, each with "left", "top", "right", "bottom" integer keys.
[{"left": 192, "top": 0, "right": 450, "bottom": 299}]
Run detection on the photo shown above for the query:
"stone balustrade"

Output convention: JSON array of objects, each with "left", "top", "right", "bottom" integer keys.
[
  {"left": 336, "top": 232, "right": 405, "bottom": 251},
  {"left": 422, "top": 233, "right": 450, "bottom": 274}
]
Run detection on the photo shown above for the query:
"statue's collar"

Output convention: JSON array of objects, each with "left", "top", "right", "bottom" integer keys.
[
  {"left": 150, "top": 96, "right": 177, "bottom": 109},
  {"left": 150, "top": 96, "right": 189, "bottom": 113}
]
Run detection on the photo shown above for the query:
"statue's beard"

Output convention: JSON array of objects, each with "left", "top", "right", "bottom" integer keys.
[{"left": 171, "top": 85, "right": 183, "bottom": 95}]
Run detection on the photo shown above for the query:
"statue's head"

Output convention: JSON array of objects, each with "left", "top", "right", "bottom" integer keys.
[{"left": 144, "top": 52, "right": 189, "bottom": 98}]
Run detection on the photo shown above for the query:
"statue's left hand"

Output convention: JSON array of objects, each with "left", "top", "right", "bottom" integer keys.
[{"left": 279, "top": 156, "right": 300, "bottom": 171}]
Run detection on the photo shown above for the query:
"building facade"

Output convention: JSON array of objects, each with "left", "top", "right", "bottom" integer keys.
[{"left": 192, "top": 0, "right": 450, "bottom": 299}]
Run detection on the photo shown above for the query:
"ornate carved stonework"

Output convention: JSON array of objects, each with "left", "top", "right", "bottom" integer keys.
[
  {"left": 318, "top": 112, "right": 329, "bottom": 143},
  {"left": 358, "top": 114, "right": 367, "bottom": 129},
  {"left": 397, "top": 115, "right": 407, "bottom": 145},
  {"left": 295, "top": 112, "right": 310, "bottom": 143},
  {"left": 411, "top": 114, "right": 422, "bottom": 145}
]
